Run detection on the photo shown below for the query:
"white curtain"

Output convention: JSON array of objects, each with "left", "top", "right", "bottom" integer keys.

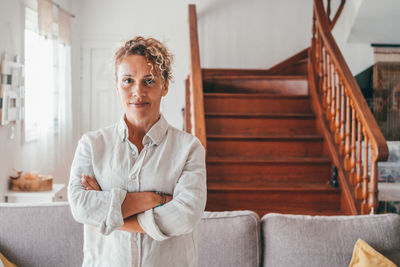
[
  {"left": 58, "top": 8, "right": 71, "bottom": 46},
  {"left": 22, "top": 6, "right": 73, "bottom": 178},
  {"left": 37, "top": 0, "right": 53, "bottom": 39}
]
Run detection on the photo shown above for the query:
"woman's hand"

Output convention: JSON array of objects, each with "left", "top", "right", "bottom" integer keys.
[{"left": 81, "top": 174, "right": 102, "bottom": 191}]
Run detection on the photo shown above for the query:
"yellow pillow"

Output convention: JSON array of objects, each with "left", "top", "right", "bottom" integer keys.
[
  {"left": 349, "top": 239, "right": 397, "bottom": 267},
  {"left": 0, "top": 251, "right": 17, "bottom": 267}
]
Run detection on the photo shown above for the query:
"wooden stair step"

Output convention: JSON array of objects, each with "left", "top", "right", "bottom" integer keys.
[
  {"left": 204, "top": 93, "right": 312, "bottom": 114},
  {"left": 203, "top": 75, "right": 308, "bottom": 95},
  {"left": 207, "top": 156, "right": 331, "bottom": 163},
  {"left": 204, "top": 74, "right": 307, "bottom": 80},
  {"left": 206, "top": 182, "right": 341, "bottom": 215},
  {"left": 202, "top": 68, "right": 270, "bottom": 78},
  {"left": 205, "top": 113, "right": 314, "bottom": 118},
  {"left": 206, "top": 114, "right": 317, "bottom": 135},
  {"left": 207, "top": 134, "right": 323, "bottom": 140},
  {"left": 202, "top": 68, "right": 309, "bottom": 79},
  {"left": 207, "top": 135, "right": 324, "bottom": 158},
  {"left": 206, "top": 156, "right": 332, "bottom": 184},
  {"left": 207, "top": 181, "right": 337, "bottom": 191},
  {"left": 204, "top": 93, "right": 310, "bottom": 98}
]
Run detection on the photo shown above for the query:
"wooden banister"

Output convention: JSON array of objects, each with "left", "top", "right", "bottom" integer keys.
[
  {"left": 311, "top": 0, "right": 388, "bottom": 214},
  {"left": 187, "top": 4, "right": 207, "bottom": 149}
]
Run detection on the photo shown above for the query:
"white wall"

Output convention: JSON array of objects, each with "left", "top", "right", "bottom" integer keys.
[
  {"left": 348, "top": 0, "right": 400, "bottom": 44},
  {"left": 0, "top": 0, "right": 78, "bottom": 201},
  {"left": 332, "top": 0, "right": 374, "bottom": 75},
  {"left": 0, "top": 0, "right": 24, "bottom": 201}
]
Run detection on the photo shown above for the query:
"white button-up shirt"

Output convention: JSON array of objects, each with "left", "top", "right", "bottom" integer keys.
[{"left": 68, "top": 114, "right": 207, "bottom": 267}]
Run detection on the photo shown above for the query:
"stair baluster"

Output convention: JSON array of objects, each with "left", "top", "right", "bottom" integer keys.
[{"left": 310, "top": 0, "right": 388, "bottom": 214}]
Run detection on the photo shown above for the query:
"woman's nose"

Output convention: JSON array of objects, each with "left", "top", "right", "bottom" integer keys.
[{"left": 131, "top": 82, "right": 146, "bottom": 97}]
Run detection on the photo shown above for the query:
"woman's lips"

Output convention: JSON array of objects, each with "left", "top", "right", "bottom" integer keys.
[{"left": 129, "top": 102, "right": 149, "bottom": 108}]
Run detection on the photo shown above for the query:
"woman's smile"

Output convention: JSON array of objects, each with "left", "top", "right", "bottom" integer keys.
[{"left": 128, "top": 100, "right": 150, "bottom": 108}]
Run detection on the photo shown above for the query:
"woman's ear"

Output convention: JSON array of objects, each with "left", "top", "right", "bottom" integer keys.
[{"left": 162, "top": 80, "right": 169, "bottom": 96}]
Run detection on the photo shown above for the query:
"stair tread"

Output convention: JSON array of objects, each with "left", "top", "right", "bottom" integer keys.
[
  {"left": 204, "top": 74, "right": 308, "bottom": 80},
  {"left": 207, "top": 181, "right": 339, "bottom": 191},
  {"left": 204, "top": 92, "right": 310, "bottom": 99},
  {"left": 206, "top": 156, "right": 331, "bottom": 163},
  {"left": 205, "top": 112, "right": 314, "bottom": 118},
  {"left": 207, "top": 134, "right": 323, "bottom": 140}
]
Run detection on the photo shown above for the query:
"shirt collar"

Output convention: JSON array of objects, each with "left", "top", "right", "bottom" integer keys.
[{"left": 118, "top": 113, "right": 168, "bottom": 146}]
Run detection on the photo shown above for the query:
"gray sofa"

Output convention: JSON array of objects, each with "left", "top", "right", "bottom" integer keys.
[{"left": 0, "top": 202, "right": 399, "bottom": 267}]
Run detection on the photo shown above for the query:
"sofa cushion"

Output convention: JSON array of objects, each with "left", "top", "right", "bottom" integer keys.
[
  {"left": 198, "top": 210, "right": 260, "bottom": 267},
  {"left": 261, "top": 213, "right": 400, "bottom": 267},
  {"left": 0, "top": 202, "right": 83, "bottom": 267},
  {"left": 349, "top": 239, "right": 397, "bottom": 267}
]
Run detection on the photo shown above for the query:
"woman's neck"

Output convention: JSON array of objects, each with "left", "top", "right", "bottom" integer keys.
[{"left": 124, "top": 113, "right": 160, "bottom": 150}]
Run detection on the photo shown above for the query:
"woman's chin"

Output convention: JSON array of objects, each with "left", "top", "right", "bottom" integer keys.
[{"left": 125, "top": 107, "right": 157, "bottom": 120}]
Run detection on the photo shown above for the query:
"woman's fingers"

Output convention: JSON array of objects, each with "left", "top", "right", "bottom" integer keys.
[
  {"left": 85, "top": 175, "right": 102, "bottom": 191},
  {"left": 81, "top": 174, "right": 102, "bottom": 191},
  {"left": 81, "top": 174, "right": 91, "bottom": 190},
  {"left": 165, "top": 195, "right": 173, "bottom": 203}
]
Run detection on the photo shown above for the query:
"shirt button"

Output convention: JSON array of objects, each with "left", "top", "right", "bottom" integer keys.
[{"left": 131, "top": 174, "right": 136, "bottom": 180}]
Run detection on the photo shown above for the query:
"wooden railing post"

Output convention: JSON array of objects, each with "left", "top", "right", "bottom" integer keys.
[
  {"left": 361, "top": 132, "right": 369, "bottom": 214},
  {"left": 188, "top": 4, "right": 207, "bottom": 149},
  {"left": 368, "top": 150, "right": 379, "bottom": 214},
  {"left": 355, "top": 117, "right": 362, "bottom": 200},
  {"left": 339, "top": 80, "right": 345, "bottom": 155}
]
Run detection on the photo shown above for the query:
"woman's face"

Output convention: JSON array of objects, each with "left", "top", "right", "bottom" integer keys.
[{"left": 116, "top": 54, "right": 168, "bottom": 123}]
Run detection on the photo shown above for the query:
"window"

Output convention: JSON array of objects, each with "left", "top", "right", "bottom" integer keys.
[{"left": 24, "top": 7, "right": 70, "bottom": 142}]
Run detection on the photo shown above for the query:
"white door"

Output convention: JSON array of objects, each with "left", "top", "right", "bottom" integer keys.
[{"left": 81, "top": 40, "right": 123, "bottom": 134}]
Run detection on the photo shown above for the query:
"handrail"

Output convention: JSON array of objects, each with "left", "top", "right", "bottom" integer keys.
[
  {"left": 311, "top": 0, "right": 388, "bottom": 214},
  {"left": 188, "top": 4, "right": 207, "bottom": 149}
]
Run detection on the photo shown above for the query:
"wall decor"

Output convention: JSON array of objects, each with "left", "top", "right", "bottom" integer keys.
[{"left": 0, "top": 52, "right": 24, "bottom": 126}]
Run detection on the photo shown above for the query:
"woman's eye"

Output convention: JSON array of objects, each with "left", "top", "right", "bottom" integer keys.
[
  {"left": 123, "top": 78, "right": 133, "bottom": 84},
  {"left": 144, "top": 78, "right": 155, "bottom": 85}
]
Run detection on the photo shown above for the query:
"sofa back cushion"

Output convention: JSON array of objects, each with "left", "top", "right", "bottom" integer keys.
[
  {"left": 261, "top": 213, "right": 400, "bottom": 267},
  {"left": 0, "top": 203, "right": 260, "bottom": 267},
  {"left": 198, "top": 210, "right": 261, "bottom": 267},
  {"left": 0, "top": 202, "right": 83, "bottom": 267}
]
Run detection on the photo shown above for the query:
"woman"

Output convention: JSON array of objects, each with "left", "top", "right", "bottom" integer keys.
[{"left": 68, "top": 36, "right": 207, "bottom": 267}]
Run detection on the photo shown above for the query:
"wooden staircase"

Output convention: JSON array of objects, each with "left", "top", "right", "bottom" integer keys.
[
  {"left": 202, "top": 71, "right": 343, "bottom": 216},
  {"left": 186, "top": 1, "right": 389, "bottom": 216}
]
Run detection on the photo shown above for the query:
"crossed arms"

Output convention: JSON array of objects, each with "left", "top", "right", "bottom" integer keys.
[{"left": 80, "top": 174, "right": 172, "bottom": 234}]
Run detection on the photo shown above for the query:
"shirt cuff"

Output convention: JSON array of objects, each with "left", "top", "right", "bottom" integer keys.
[
  {"left": 99, "top": 188, "right": 127, "bottom": 235},
  {"left": 137, "top": 208, "right": 169, "bottom": 241}
]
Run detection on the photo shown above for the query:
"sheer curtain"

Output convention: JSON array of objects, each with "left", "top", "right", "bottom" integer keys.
[{"left": 23, "top": 5, "right": 73, "bottom": 178}]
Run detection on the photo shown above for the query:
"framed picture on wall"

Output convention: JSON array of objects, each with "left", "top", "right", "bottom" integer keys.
[{"left": 0, "top": 52, "right": 24, "bottom": 126}]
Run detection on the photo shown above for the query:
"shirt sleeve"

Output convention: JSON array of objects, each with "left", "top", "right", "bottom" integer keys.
[
  {"left": 67, "top": 134, "right": 127, "bottom": 236},
  {"left": 137, "top": 138, "right": 207, "bottom": 241}
]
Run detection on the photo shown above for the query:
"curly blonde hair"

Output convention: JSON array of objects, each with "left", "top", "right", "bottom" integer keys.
[{"left": 114, "top": 36, "right": 174, "bottom": 83}]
